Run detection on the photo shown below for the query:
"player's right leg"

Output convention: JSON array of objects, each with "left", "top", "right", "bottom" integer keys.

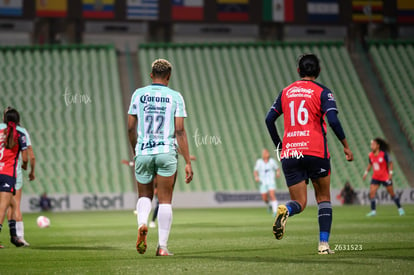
[
  {"left": 312, "top": 174, "right": 335, "bottom": 254},
  {"left": 367, "top": 182, "right": 380, "bottom": 217},
  {"left": 135, "top": 155, "right": 156, "bottom": 254}
]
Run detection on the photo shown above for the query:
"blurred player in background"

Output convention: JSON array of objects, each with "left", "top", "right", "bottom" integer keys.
[
  {"left": 128, "top": 58, "right": 193, "bottom": 256},
  {"left": 363, "top": 138, "right": 405, "bottom": 217},
  {"left": 265, "top": 53, "right": 353, "bottom": 254},
  {"left": 0, "top": 108, "right": 28, "bottom": 248},
  {"left": 3, "top": 107, "right": 36, "bottom": 247},
  {"left": 254, "top": 148, "right": 281, "bottom": 216}
]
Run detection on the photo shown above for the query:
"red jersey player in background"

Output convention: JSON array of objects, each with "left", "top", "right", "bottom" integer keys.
[
  {"left": 0, "top": 108, "right": 28, "bottom": 248},
  {"left": 363, "top": 138, "right": 405, "bottom": 217},
  {"left": 266, "top": 53, "right": 353, "bottom": 254}
]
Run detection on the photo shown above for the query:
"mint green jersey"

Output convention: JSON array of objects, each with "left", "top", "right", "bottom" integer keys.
[
  {"left": 16, "top": 126, "right": 31, "bottom": 189},
  {"left": 128, "top": 84, "right": 187, "bottom": 156}
]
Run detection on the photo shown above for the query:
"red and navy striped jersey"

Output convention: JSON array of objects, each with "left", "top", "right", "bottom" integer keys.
[
  {"left": 369, "top": 150, "right": 390, "bottom": 181},
  {"left": 0, "top": 124, "right": 28, "bottom": 178}
]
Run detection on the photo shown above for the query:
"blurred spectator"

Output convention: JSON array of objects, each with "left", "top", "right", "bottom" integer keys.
[
  {"left": 338, "top": 182, "right": 357, "bottom": 205},
  {"left": 39, "top": 192, "right": 51, "bottom": 211}
]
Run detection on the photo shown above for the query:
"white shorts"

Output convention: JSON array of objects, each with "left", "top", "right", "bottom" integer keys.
[{"left": 260, "top": 180, "right": 276, "bottom": 194}]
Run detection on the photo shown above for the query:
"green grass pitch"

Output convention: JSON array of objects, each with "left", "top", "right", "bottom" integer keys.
[{"left": 1, "top": 205, "right": 413, "bottom": 274}]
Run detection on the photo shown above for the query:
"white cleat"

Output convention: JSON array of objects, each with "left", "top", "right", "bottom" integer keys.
[
  {"left": 149, "top": 221, "right": 156, "bottom": 228},
  {"left": 318, "top": 242, "right": 335, "bottom": 254},
  {"left": 19, "top": 238, "right": 30, "bottom": 247}
]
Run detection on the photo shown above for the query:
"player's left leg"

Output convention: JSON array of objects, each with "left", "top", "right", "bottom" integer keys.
[
  {"left": 385, "top": 184, "right": 405, "bottom": 216},
  {"left": 312, "top": 174, "right": 334, "bottom": 254},
  {"left": 155, "top": 172, "right": 176, "bottom": 256},
  {"left": 0, "top": 191, "right": 23, "bottom": 247},
  {"left": 273, "top": 180, "right": 307, "bottom": 240},
  {"left": 268, "top": 189, "right": 278, "bottom": 216},
  {"left": 260, "top": 191, "right": 271, "bottom": 213}
]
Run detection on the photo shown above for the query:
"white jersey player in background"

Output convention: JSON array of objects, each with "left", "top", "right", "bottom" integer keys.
[{"left": 254, "top": 149, "right": 281, "bottom": 216}]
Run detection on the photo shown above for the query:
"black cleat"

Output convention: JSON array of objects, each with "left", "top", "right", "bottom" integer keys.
[{"left": 11, "top": 236, "right": 24, "bottom": 247}]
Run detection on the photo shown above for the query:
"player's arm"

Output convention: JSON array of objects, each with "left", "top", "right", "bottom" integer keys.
[
  {"left": 21, "top": 150, "right": 28, "bottom": 170},
  {"left": 175, "top": 117, "right": 193, "bottom": 183},
  {"left": 253, "top": 170, "right": 259, "bottom": 182},
  {"left": 385, "top": 152, "right": 393, "bottom": 180},
  {"left": 265, "top": 93, "right": 283, "bottom": 149},
  {"left": 19, "top": 133, "right": 28, "bottom": 170},
  {"left": 363, "top": 162, "right": 372, "bottom": 180},
  {"left": 322, "top": 91, "right": 353, "bottom": 161},
  {"left": 276, "top": 168, "right": 281, "bottom": 178},
  {"left": 176, "top": 146, "right": 196, "bottom": 161},
  {"left": 127, "top": 114, "right": 138, "bottom": 152},
  {"left": 27, "top": 145, "right": 36, "bottom": 181}
]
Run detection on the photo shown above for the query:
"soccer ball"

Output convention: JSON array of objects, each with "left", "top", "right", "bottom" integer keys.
[{"left": 37, "top": 216, "right": 50, "bottom": 228}]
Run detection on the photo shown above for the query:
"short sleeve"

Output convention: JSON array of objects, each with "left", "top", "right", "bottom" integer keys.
[
  {"left": 384, "top": 152, "right": 391, "bottom": 163},
  {"left": 271, "top": 158, "right": 278, "bottom": 169},
  {"left": 254, "top": 160, "right": 260, "bottom": 171},
  {"left": 175, "top": 92, "right": 187, "bottom": 118},
  {"left": 24, "top": 129, "right": 32, "bottom": 146},
  {"left": 19, "top": 133, "right": 28, "bottom": 151},
  {"left": 321, "top": 89, "right": 338, "bottom": 115},
  {"left": 128, "top": 91, "right": 139, "bottom": 115},
  {"left": 270, "top": 92, "right": 283, "bottom": 115}
]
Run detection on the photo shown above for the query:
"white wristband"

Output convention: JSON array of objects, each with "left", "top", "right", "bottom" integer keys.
[
  {"left": 129, "top": 161, "right": 134, "bottom": 167},
  {"left": 363, "top": 171, "right": 368, "bottom": 176},
  {"left": 390, "top": 171, "right": 393, "bottom": 175}
]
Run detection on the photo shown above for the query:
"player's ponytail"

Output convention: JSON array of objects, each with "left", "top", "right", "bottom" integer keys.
[
  {"left": 298, "top": 53, "right": 320, "bottom": 78},
  {"left": 3, "top": 108, "right": 20, "bottom": 149},
  {"left": 374, "top": 137, "right": 390, "bottom": 153}
]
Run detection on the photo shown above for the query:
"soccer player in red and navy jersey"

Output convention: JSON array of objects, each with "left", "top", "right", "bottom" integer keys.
[
  {"left": 266, "top": 54, "right": 353, "bottom": 254},
  {"left": 363, "top": 138, "right": 405, "bottom": 216},
  {"left": 0, "top": 108, "right": 28, "bottom": 248}
]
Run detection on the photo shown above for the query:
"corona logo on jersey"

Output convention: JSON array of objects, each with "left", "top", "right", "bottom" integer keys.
[{"left": 140, "top": 94, "right": 171, "bottom": 104}]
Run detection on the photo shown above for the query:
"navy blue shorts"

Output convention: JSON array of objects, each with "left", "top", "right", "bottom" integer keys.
[
  {"left": 371, "top": 179, "right": 392, "bottom": 187},
  {"left": 281, "top": 156, "right": 330, "bottom": 187},
  {"left": 0, "top": 174, "right": 16, "bottom": 195}
]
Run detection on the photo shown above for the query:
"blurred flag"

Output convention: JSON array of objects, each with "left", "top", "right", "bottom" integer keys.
[
  {"left": 172, "top": 0, "right": 204, "bottom": 21},
  {"left": 36, "top": 0, "right": 67, "bottom": 17},
  {"left": 352, "top": 0, "right": 383, "bottom": 23},
  {"left": 217, "top": 0, "right": 249, "bottom": 22},
  {"left": 307, "top": 0, "right": 339, "bottom": 23},
  {"left": 0, "top": 0, "right": 23, "bottom": 16},
  {"left": 127, "top": 0, "right": 158, "bottom": 20},
  {"left": 82, "top": 0, "right": 115, "bottom": 19},
  {"left": 262, "top": 0, "right": 293, "bottom": 22},
  {"left": 397, "top": 0, "right": 414, "bottom": 24}
]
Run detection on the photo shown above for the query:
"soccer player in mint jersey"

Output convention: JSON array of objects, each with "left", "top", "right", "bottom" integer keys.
[
  {"left": 363, "top": 138, "right": 405, "bottom": 217},
  {"left": 0, "top": 108, "right": 28, "bottom": 248},
  {"left": 128, "top": 59, "right": 193, "bottom": 256},
  {"left": 254, "top": 149, "right": 281, "bottom": 216},
  {"left": 265, "top": 54, "right": 353, "bottom": 254}
]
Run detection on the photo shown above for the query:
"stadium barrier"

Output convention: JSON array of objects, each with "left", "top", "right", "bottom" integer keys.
[{"left": 21, "top": 189, "right": 414, "bottom": 213}]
